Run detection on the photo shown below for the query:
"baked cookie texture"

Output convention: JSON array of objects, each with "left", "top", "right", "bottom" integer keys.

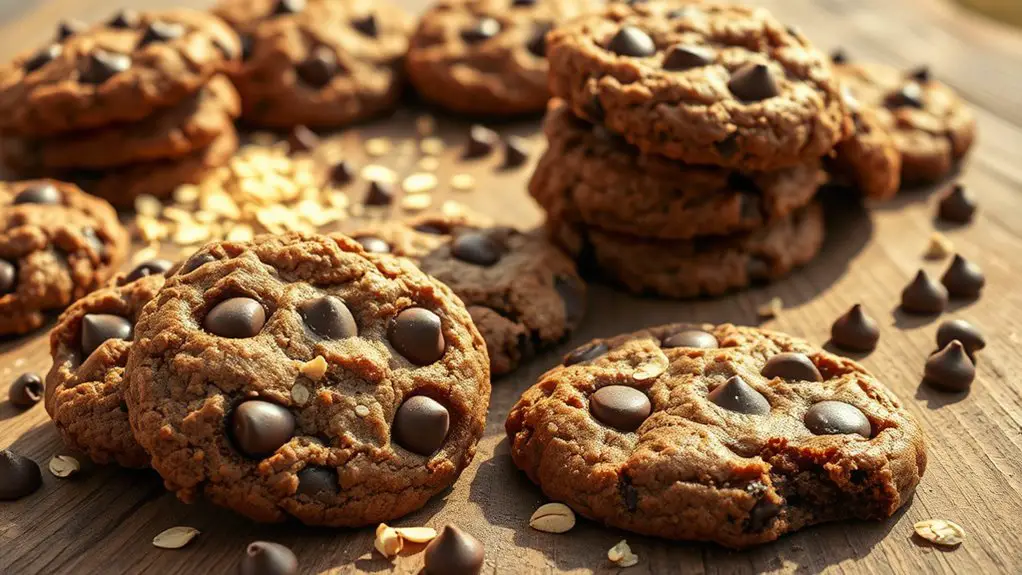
[
  {"left": 351, "top": 214, "right": 587, "bottom": 376},
  {"left": 0, "top": 180, "right": 128, "bottom": 335},
  {"left": 125, "top": 233, "right": 491, "bottom": 526},
  {"left": 406, "top": 0, "right": 597, "bottom": 115},
  {"left": 829, "top": 101, "right": 902, "bottom": 200},
  {"left": 506, "top": 323, "right": 926, "bottom": 548},
  {"left": 546, "top": 1, "right": 851, "bottom": 170},
  {"left": 215, "top": 0, "right": 412, "bottom": 127},
  {"left": 531, "top": 101, "right": 824, "bottom": 240}
]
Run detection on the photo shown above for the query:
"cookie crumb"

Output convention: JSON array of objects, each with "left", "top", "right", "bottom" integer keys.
[
  {"left": 417, "top": 157, "right": 440, "bottom": 172},
  {"left": 924, "top": 232, "right": 954, "bottom": 260},
  {"left": 403, "top": 173, "right": 438, "bottom": 194},
  {"left": 394, "top": 526, "right": 437, "bottom": 543},
  {"left": 632, "top": 349, "right": 669, "bottom": 381},
  {"left": 48, "top": 455, "right": 80, "bottom": 478},
  {"left": 608, "top": 540, "right": 639, "bottom": 567},
  {"left": 365, "top": 137, "right": 392, "bottom": 157},
  {"left": 300, "top": 356, "right": 328, "bottom": 381},
  {"left": 134, "top": 194, "right": 162, "bottom": 217},
  {"left": 529, "top": 502, "right": 576, "bottom": 533},
  {"left": 451, "top": 174, "right": 476, "bottom": 191},
  {"left": 401, "top": 193, "right": 433, "bottom": 212},
  {"left": 153, "top": 526, "right": 200, "bottom": 549},
  {"left": 914, "top": 519, "right": 965, "bottom": 546},
  {"left": 361, "top": 164, "right": 397, "bottom": 184},
  {"left": 757, "top": 297, "right": 783, "bottom": 319},
  {"left": 374, "top": 524, "right": 404, "bottom": 558}
]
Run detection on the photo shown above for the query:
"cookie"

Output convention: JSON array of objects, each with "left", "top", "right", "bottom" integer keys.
[
  {"left": 0, "top": 9, "right": 241, "bottom": 137},
  {"left": 0, "top": 180, "right": 128, "bottom": 335},
  {"left": 546, "top": 1, "right": 850, "bottom": 170},
  {"left": 506, "top": 323, "right": 926, "bottom": 547},
  {"left": 548, "top": 203, "right": 824, "bottom": 298},
  {"left": 351, "top": 214, "right": 587, "bottom": 376},
  {"left": 531, "top": 101, "right": 824, "bottom": 240},
  {"left": 406, "top": 0, "right": 597, "bottom": 116},
  {"left": 215, "top": 0, "right": 412, "bottom": 128},
  {"left": 833, "top": 61, "right": 976, "bottom": 186},
  {"left": 125, "top": 233, "right": 490, "bottom": 526},
  {"left": 1, "top": 76, "right": 240, "bottom": 171},
  {"left": 828, "top": 101, "right": 902, "bottom": 200}
]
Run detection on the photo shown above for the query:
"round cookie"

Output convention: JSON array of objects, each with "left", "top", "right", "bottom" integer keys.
[
  {"left": 0, "top": 9, "right": 241, "bottom": 136},
  {"left": 351, "top": 215, "right": 587, "bottom": 376},
  {"left": 531, "top": 100, "right": 824, "bottom": 240},
  {"left": 0, "top": 180, "right": 128, "bottom": 335},
  {"left": 215, "top": 0, "right": 412, "bottom": 128},
  {"left": 548, "top": 203, "right": 824, "bottom": 298},
  {"left": 505, "top": 323, "right": 927, "bottom": 548},
  {"left": 546, "top": 1, "right": 851, "bottom": 170},
  {"left": 125, "top": 233, "right": 490, "bottom": 526},
  {"left": 406, "top": 0, "right": 598, "bottom": 116}
]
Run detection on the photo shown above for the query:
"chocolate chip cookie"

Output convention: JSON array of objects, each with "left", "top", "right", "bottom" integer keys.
[
  {"left": 0, "top": 9, "right": 241, "bottom": 136},
  {"left": 406, "top": 0, "right": 597, "bottom": 116},
  {"left": 548, "top": 203, "right": 824, "bottom": 298},
  {"left": 506, "top": 323, "right": 926, "bottom": 548},
  {"left": 531, "top": 101, "right": 824, "bottom": 240},
  {"left": 215, "top": 0, "right": 412, "bottom": 128},
  {"left": 828, "top": 99, "right": 902, "bottom": 200},
  {"left": 0, "top": 180, "right": 128, "bottom": 335},
  {"left": 546, "top": 2, "right": 851, "bottom": 170},
  {"left": 351, "top": 215, "right": 587, "bottom": 376},
  {"left": 125, "top": 233, "right": 490, "bottom": 526}
]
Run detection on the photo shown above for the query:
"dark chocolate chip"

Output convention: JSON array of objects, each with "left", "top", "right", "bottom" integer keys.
[
  {"left": 924, "top": 340, "right": 975, "bottom": 392},
  {"left": 424, "top": 525, "right": 484, "bottom": 575},
  {"left": 804, "top": 401, "right": 871, "bottom": 437},
  {"left": 830, "top": 48, "right": 848, "bottom": 64},
  {"left": 760, "top": 352, "right": 822, "bottom": 382},
  {"left": 714, "top": 133, "right": 739, "bottom": 158},
  {"left": 461, "top": 17, "right": 501, "bottom": 43},
  {"left": 526, "top": 23, "right": 552, "bottom": 57},
  {"left": 57, "top": 20, "right": 85, "bottom": 42},
  {"left": 937, "top": 184, "right": 976, "bottom": 224},
  {"left": 590, "top": 385, "right": 651, "bottom": 431},
  {"left": 352, "top": 14, "right": 378, "bottom": 37},
  {"left": 887, "top": 82, "right": 924, "bottom": 109},
  {"left": 901, "top": 270, "right": 948, "bottom": 315},
  {"left": 299, "top": 295, "right": 357, "bottom": 340},
  {"left": 728, "top": 62, "right": 779, "bottom": 101},
  {"left": 24, "top": 44, "right": 61, "bottom": 73},
  {"left": 607, "top": 26, "right": 655, "bottom": 57},
  {"left": 554, "top": 276, "right": 585, "bottom": 326},
  {"left": 738, "top": 192, "right": 762, "bottom": 222},
  {"left": 661, "top": 329, "right": 718, "bottom": 349},
  {"left": 393, "top": 396, "right": 450, "bottom": 455},
  {"left": 936, "top": 319, "right": 985, "bottom": 359},
  {"left": 125, "top": 259, "right": 173, "bottom": 283},
  {"left": 746, "top": 256, "right": 771, "bottom": 281},
  {"left": 241, "top": 35, "right": 255, "bottom": 61},
  {"left": 502, "top": 136, "right": 530, "bottom": 168},
  {"left": 451, "top": 232, "right": 502, "bottom": 266},
  {"left": 363, "top": 180, "right": 393, "bottom": 206},
  {"left": 9, "top": 373, "right": 43, "bottom": 408},
  {"left": 296, "top": 46, "right": 337, "bottom": 88},
  {"left": 708, "top": 375, "right": 770, "bottom": 415},
  {"left": 330, "top": 160, "right": 355, "bottom": 185},
  {"left": 239, "top": 541, "right": 298, "bottom": 575},
  {"left": 204, "top": 297, "right": 266, "bottom": 338},
  {"left": 908, "top": 65, "right": 931, "bottom": 83},
  {"left": 230, "top": 400, "right": 295, "bottom": 458},
  {"left": 13, "top": 183, "right": 60, "bottom": 205},
  {"left": 564, "top": 341, "right": 607, "bottom": 366},
  {"left": 512, "top": 0, "right": 536, "bottom": 5},
  {"left": 746, "top": 498, "right": 781, "bottom": 532},
  {"left": 138, "top": 21, "right": 184, "bottom": 47},
  {"left": 465, "top": 124, "right": 498, "bottom": 158},
  {"left": 81, "top": 50, "right": 130, "bottom": 84},
  {"left": 287, "top": 125, "right": 318, "bottom": 154},
  {"left": 81, "top": 313, "right": 133, "bottom": 357},
  {"left": 355, "top": 235, "right": 390, "bottom": 254},
  {"left": 389, "top": 308, "right": 446, "bottom": 365},
  {"left": 830, "top": 304, "right": 879, "bottom": 352},
  {"left": 941, "top": 254, "right": 984, "bottom": 299},
  {"left": 0, "top": 450, "right": 42, "bottom": 501},
  {"left": 179, "top": 252, "right": 216, "bottom": 275},
  {"left": 662, "top": 44, "right": 714, "bottom": 71},
  {"left": 0, "top": 260, "right": 15, "bottom": 294},
  {"left": 107, "top": 9, "right": 139, "bottom": 29},
  {"left": 273, "top": 0, "right": 306, "bottom": 16},
  {"left": 296, "top": 466, "right": 338, "bottom": 497}
]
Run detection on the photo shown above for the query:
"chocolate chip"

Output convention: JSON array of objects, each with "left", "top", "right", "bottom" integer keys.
[
  {"left": 908, "top": 65, "right": 931, "bottom": 83},
  {"left": 355, "top": 235, "right": 390, "bottom": 254},
  {"left": 607, "top": 26, "right": 655, "bottom": 57},
  {"left": 389, "top": 308, "right": 445, "bottom": 365},
  {"left": 24, "top": 44, "right": 61, "bottom": 73},
  {"left": 461, "top": 17, "right": 501, "bottom": 43},
  {"left": 661, "top": 329, "right": 718, "bottom": 349},
  {"left": 708, "top": 375, "right": 770, "bottom": 415},
  {"left": 901, "top": 270, "right": 948, "bottom": 315},
  {"left": 746, "top": 498, "right": 781, "bottom": 532},
  {"left": 0, "top": 450, "right": 42, "bottom": 500},
  {"left": 287, "top": 125, "right": 318, "bottom": 154},
  {"left": 363, "top": 181, "right": 393, "bottom": 206},
  {"left": 564, "top": 341, "right": 607, "bottom": 366},
  {"left": 936, "top": 319, "right": 985, "bottom": 359},
  {"left": 830, "top": 304, "right": 879, "bottom": 352},
  {"left": 9, "top": 373, "right": 43, "bottom": 408},
  {"left": 804, "top": 401, "right": 871, "bottom": 437},
  {"left": 239, "top": 541, "right": 298, "bottom": 575},
  {"left": 125, "top": 259, "right": 173, "bottom": 283},
  {"left": 273, "top": 0, "right": 306, "bottom": 16},
  {"left": 204, "top": 297, "right": 266, "bottom": 338},
  {"left": 0, "top": 260, "right": 15, "bottom": 294},
  {"left": 81, "top": 313, "right": 133, "bottom": 357},
  {"left": 297, "top": 46, "right": 337, "bottom": 87},
  {"left": 424, "top": 525, "right": 484, "bottom": 575},
  {"left": 924, "top": 340, "right": 975, "bottom": 392},
  {"left": 299, "top": 296, "right": 357, "bottom": 339},
  {"left": 330, "top": 160, "right": 355, "bottom": 184},
  {"left": 107, "top": 9, "right": 139, "bottom": 29},
  {"left": 830, "top": 48, "right": 848, "bottom": 64},
  {"left": 941, "top": 254, "right": 984, "bottom": 299},
  {"left": 526, "top": 23, "right": 552, "bottom": 57},
  {"left": 502, "top": 136, "right": 530, "bottom": 168},
  {"left": 451, "top": 232, "right": 502, "bottom": 266},
  {"left": 760, "top": 352, "right": 822, "bottom": 382},
  {"left": 57, "top": 20, "right": 85, "bottom": 42},
  {"left": 179, "top": 252, "right": 216, "bottom": 274},
  {"left": 230, "top": 400, "right": 295, "bottom": 458},
  {"left": 937, "top": 184, "right": 976, "bottom": 224},
  {"left": 554, "top": 276, "right": 585, "bottom": 326},
  {"left": 81, "top": 50, "right": 130, "bottom": 84},
  {"left": 887, "top": 82, "right": 924, "bottom": 109},
  {"left": 138, "top": 21, "right": 184, "bottom": 47},
  {"left": 13, "top": 183, "right": 60, "bottom": 205},
  {"left": 590, "top": 385, "right": 651, "bottom": 431},
  {"left": 465, "top": 124, "right": 498, "bottom": 158},
  {"left": 662, "top": 44, "right": 714, "bottom": 71},
  {"left": 728, "top": 62, "right": 779, "bottom": 101},
  {"left": 352, "top": 14, "right": 378, "bottom": 37},
  {"left": 393, "top": 396, "right": 450, "bottom": 455},
  {"left": 296, "top": 466, "right": 338, "bottom": 497}
]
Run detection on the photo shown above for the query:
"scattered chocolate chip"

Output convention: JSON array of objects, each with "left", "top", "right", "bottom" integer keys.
[
  {"left": 502, "top": 136, "right": 530, "bottom": 168},
  {"left": 389, "top": 308, "right": 446, "bottom": 365},
  {"left": 81, "top": 49, "right": 131, "bottom": 84},
  {"left": 287, "top": 125, "right": 318, "bottom": 154},
  {"left": 13, "top": 183, "right": 60, "bottom": 205},
  {"left": 830, "top": 48, "right": 848, "bottom": 64},
  {"left": 299, "top": 296, "right": 357, "bottom": 340},
  {"left": 924, "top": 340, "right": 975, "bottom": 392},
  {"left": 554, "top": 276, "right": 585, "bottom": 325},
  {"left": 204, "top": 297, "right": 266, "bottom": 338},
  {"left": 938, "top": 184, "right": 976, "bottom": 224},
  {"left": 355, "top": 236, "right": 390, "bottom": 254},
  {"left": 424, "top": 525, "right": 485, "bottom": 575},
  {"left": 273, "top": 0, "right": 306, "bottom": 16},
  {"left": 909, "top": 65, "right": 931, "bottom": 83},
  {"left": 760, "top": 352, "right": 822, "bottom": 382},
  {"left": 296, "top": 466, "right": 338, "bottom": 497},
  {"left": 661, "top": 329, "right": 718, "bottom": 349},
  {"left": 941, "top": 254, "right": 984, "bottom": 299},
  {"left": 296, "top": 46, "right": 337, "bottom": 87},
  {"left": 179, "top": 252, "right": 216, "bottom": 275},
  {"left": 607, "top": 26, "right": 655, "bottom": 58},
  {"left": 239, "top": 541, "right": 298, "bottom": 575},
  {"left": 465, "top": 124, "right": 498, "bottom": 158},
  {"left": 728, "top": 62, "right": 779, "bottom": 101},
  {"left": 451, "top": 232, "right": 502, "bottom": 266},
  {"left": 526, "top": 23, "right": 552, "bottom": 57},
  {"left": 887, "top": 82, "right": 924, "bottom": 109},
  {"left": 352, "top": 14, "right": 378, "bottom": 37},
  {"left": 0, "top": 450, "right": 42, "bottom": 500},
  {"left": 8, "top": 373, "right": 43, "bottom": 408},
  {"left": 107, "top": 9, "right": 139, "bottom": 29},
  {"left": 590, "top": 386, "right": 651, "bottom": 431},
  {"left": 830, "top": 304, "right": 879, "bottom": 352},
  {"left": 125, "top": 259, "right": 173, "bottom": 283},
  {"left": 708, "top": 375, "right": 770, "bottom": 415},
  {"left": 662, "top": 44, "right": 714, "bottom": 71},
  {"left": 461, "top": 17, "right": 501, "bottom": 43},
  {"left": 57, "top": 20, "right": 85, "bottom": 41},
  {"left": 936, "top": 319, "right": 985, "bottom": 359},
  {"left": 24, "top": 44, "right": 61, "bottom": 73},
  {"left": 230, "top": 400, "right": 295, "bottom": 458},
  {"left": 81, "top": 313, "right": 133, "bottom": 357},
  {"left": 901, "top": 270, "right": 948, "bottom": 315},
  {"left": 564, "top": 341, "right": 607, "bottom": 366},
  {"left": 138, "top": 21, "right": 184, "bottom": 47},
  {"left": 393, "top": 396, "right": 450, "bottom": 455},
  {"left": 0, "top": 260, "right": 15, "bottom": 294},
  {"left": 330, "top": 160, "right": 355, "bottom": 184},
  {"left": 363, "top": 181, "right": 393, "bottom": 206},
  {"left": 804, "top": 401, "right": 871, "bottom": 437}
]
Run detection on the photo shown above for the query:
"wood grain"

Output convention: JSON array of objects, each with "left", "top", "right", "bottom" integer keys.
[{"left": 1, "top": 0, "right": 1022, "bottom": 573}]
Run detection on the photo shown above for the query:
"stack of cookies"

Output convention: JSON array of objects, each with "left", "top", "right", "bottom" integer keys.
[
  {"left": 0, "top": 9, "right": 243, "bottom": 207},
  {"left": 530, "top": 1, "right": 848, "bottom": 298}
]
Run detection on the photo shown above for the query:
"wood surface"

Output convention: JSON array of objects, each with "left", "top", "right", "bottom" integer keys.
[{"left": 1, "top": 0, "right": 1021, "bottom": 573}]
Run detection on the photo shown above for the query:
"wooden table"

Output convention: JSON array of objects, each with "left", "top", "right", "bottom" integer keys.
[{"left": 2, "top": 0, "right": 1021, "bottom": 573}]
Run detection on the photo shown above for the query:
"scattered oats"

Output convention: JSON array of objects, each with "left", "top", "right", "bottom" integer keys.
[
  {"left": 529, "top": 503, "right": 576, "bottom": 534},
  {"left": 355, "top": 404, "right": 370, "bottom": 417},
  {"left": 401, "top": 193, "right": 433, "bottom": 212},
  {"left": 420, "top": 137, "right": 445, "bottom": 156},
  {"left": 757, "top": 297, "right": 783, "bottom": 319},
  {"left": 173, "top": 184, "right": 200, "bottom": 204},
  {"left": 914, "top": 519, "right": 965, "bottom": 546},
  {"left": 153, "top": 526, "right": 200, "bottom": 549},
  {"left": 131, "top": 244, "right": 160, "bottom": 265},
  {"left": 450, "top": 173, "right": 476, "bottom": 191},
  {"left": 361, "top": 164, "right": 397, "bottom": 184},
  {"left": 365, "top": 137, "right": 392, "bottom": 157},
  {"left": 200, "top": 191, "right": 241, "bottom": 219},
  {"left": 48, "top": 455, "right": 80, "bottom": 478},
  {"left": 226, "top": 224, "right": 255, "bottom": 242},
  {"left": 607, "top": 540, "right": 639, "bottom": 568},
  {"left": 162, "top": 206, "right": 194, "bottom": 224},
  {"left": 134, "top": 195, "right": 162, "bottom": 217},
  {"left": 403, "top": 173, "right": 438, "bottom": 194},
  {"left": 632, "top": 349, "right": 668, "bottom": 381},
  {"left": 291, "top": 383, "right": 311, "bottom": 406},
  {"left": 417, "top": 156, "right": 440, "bottom": 172},
  {"left": 194, "top": 211, "right": 218, "bottom": 224},
  {"left": 172, "top": 224, "right": 211, "bottom": 246},
  {"left": 374, "top": 524, "right": 403, "bottom": 558},
  {"left": 416, "top": 115, "right": 436, "bottom": 136},
  {"left": 300, "top": 355, "right": 328, "bottom": 381},
  {"left": 136, "top": 216, "right": 169, "bottom": 243},
  {"left": 326, "top": 191, "right": 350, "bottom": 210},
  {"left": 925, "top": 232, "right": 954, "bottom": 260}
]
